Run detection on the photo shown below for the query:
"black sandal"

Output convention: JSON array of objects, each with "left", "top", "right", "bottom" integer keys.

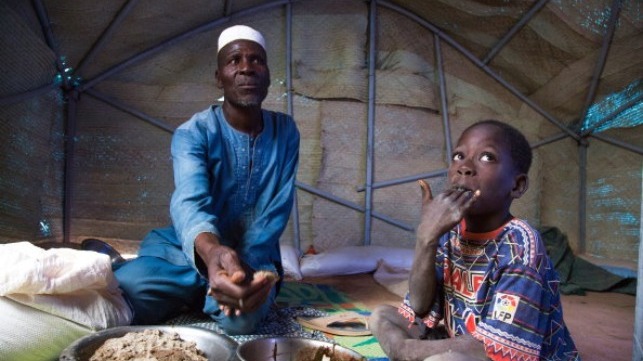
[{"left": 81, "top": 238, "right": 125, "bottom": 264}]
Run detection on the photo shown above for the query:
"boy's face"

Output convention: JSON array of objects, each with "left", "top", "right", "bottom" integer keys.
[{"left": 448, "top": 123, "right": 524, "bottom": 219}]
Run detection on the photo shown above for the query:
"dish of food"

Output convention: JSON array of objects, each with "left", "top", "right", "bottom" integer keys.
[
  {"left": 236, "top": 337, "right": 366, "bottom": 361},
  {"left": 59, "top": 325, "right": 238, "bottom": 361}
]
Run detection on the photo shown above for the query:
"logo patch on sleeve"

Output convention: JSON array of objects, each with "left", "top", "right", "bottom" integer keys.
[{"left": 492, "top": 293, "right": 520, "bottom": 324}]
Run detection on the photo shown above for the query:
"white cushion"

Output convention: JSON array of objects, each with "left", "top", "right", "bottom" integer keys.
[
  {"left": 280, "top": 244, "right": 303, "bottom": 280},
  {"left": 300, "top": 245, "right": 413, "bottom": 278},
  {"left": 0, "top": 242, "right": 132, "bottom": 330}
]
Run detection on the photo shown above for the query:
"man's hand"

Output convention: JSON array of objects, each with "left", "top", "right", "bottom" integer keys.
[
  {"left": 195, "top": 233, "right": 275, "bottom": 316},
  {"left": 416, "top": 180, "right": 480, "bottom": 246}
]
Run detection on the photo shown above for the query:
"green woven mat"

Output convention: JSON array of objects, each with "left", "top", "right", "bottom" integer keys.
[
  {"left": 277, "top": 282, "right": 388, "bottom": 361},
  {"left": 166, "top": 282, "right": 388, "bottom": 360}
]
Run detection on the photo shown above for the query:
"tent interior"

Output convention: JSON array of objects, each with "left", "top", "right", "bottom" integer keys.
[{"left": 1, "top": 0, "right": 641, "bottom": 360}]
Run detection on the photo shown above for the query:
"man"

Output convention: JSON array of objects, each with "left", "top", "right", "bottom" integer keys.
[{"left": 114, "top": 25, "right": 300, "bottom": 335}]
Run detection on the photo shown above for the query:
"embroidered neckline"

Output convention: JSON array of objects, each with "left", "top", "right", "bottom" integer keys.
[{"left": 459, "top": 218, "right": 514, "bottom": 244}]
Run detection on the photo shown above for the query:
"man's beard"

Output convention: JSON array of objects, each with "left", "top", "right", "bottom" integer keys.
[
  {"left": 236, "top": 97, "right": 263, "bottom": 107},
  {"left": 227, "top": 89, "right": 267, "bottom": 108}
]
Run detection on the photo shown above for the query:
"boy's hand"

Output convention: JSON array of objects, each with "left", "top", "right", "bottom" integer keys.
[{"left": 416, "top": 180, "right": 480, "bottom": 246}]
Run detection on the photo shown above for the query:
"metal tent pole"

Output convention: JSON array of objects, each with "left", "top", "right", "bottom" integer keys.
[
  {"left": 62, "top": 90, "right": 79, "bottom": 243},
  {"left": 591, "top": 133, "right": 643, "bottom": 156},
  {"left": 575, "top": 0, "right": 622, "bottom": 254},
  {"left": 296, "top": 181, "right": 413, "bottom": 232},
  {"left": 75, "top": 0, "right": 140, "bottom": 75},
  {"left": 65, "top": 0, "right": 414, "bottom": 242},
  {"left": 32, "top": 0, "right": 78, "bottom": 243},
  {"left": 482, "top": 0, "right": 550, "bottom": 65},
  {"left": 531, "top": 132, "right": 569, "bottom": 149},
  {"left": 578, "top": 141, "right": 588, "bottom": 253},
  {"left": 85, "top": 89, "right": 175, "bottom": 133},
  {"left": 378, "top": 0, "right": 580, "bottom": 142},
  {"left": 576, "top": 0, "right": 622, "bottom": 132},
  {"left": 285, "top": 1, "right": 301, "bottom": 252},
  {"left": 581, "top": 93, "right": 643, "bottom": 137},
  {"left": 634, "top": 165, "right": 643, "bottom": 361},
  {"left": 363, "top": 0, "right": 377, "bottom": 245},
  {"left": 435, "top": 34, "right": 452, "bottom": 163},
  {"left": 32, "top": 0, "right": 58, "bottom": 56},
  {"left": 356, "top": 169, "right": 448, "bottom": 192},
  {"left": 78, "top": 0, "right": 291, "bottom": 92}
]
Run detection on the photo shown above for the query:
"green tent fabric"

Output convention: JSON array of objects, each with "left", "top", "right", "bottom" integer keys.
[{"left": 540, "top": 226, "right": 637, "bottom": 296}]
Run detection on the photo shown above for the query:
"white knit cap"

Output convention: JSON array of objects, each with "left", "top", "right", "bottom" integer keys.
[{"left": 218, "top": 25, "right": 266, "bottom": 53}]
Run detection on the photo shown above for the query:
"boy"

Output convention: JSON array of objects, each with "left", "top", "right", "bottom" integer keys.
[{"left": 370, "top": 120, "right": 579, "bottom": 360}]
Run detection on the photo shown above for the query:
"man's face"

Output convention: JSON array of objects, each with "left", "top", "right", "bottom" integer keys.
[
  {"left": 216, "top": 40, "right": 270, "bottom": 107},
  {"left": 448, "top": 123, "right": 519, "bottom": 217}
]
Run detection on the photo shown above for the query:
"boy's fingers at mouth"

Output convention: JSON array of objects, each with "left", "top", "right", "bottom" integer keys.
[
  {"left": 462, "top": 189, "right": 481, "bottom": 210},
  {"left": 418, "top": 180, "right": 433, "bottom": 202}
]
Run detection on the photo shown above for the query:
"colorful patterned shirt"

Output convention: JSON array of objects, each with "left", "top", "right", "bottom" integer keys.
[{"left": 400, "top": 218, "right": 580, "bottom": 361}]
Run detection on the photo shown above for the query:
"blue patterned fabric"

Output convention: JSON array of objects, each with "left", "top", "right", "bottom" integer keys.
[{"left": 403, "top": 218, "right": 580, "bottom": 361}]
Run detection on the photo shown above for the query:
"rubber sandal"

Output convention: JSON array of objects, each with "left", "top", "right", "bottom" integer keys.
[
  {"left": 81, "top": 238, "right": 125, "bottom": 264},
  {"left": 296, "top": 311, "right": 372, "bottom": 336}
]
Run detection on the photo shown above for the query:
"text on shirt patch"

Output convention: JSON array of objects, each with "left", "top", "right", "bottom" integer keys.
[{"left": 492, "top": 293, "right": 520, "bottom": 324}]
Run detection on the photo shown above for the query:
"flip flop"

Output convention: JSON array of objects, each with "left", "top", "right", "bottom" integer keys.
[
  {"left": 296, "top": 311, "right": 372, "bottom": 336},
  {"left": 81, "top": 238, "right": 126, "bottom": 264}
]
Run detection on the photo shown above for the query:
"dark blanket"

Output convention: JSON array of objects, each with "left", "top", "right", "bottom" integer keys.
[{"left": 540, "top": 226, "right": 637, "bottom": 295}]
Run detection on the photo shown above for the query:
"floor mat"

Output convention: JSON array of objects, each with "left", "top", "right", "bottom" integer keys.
[
  {"left": 277, "top": 282, "right": 387, "bottom": 360},
  {"left": 165, "top": 281, "right": 388, "bottom": 361}
]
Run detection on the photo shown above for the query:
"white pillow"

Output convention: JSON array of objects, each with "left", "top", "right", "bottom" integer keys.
[
  {"left": 0, "top": 242, "right": 132, "bottom": 329},
  {"left": 300, "top": 245, "right": 413, "bottom": 278},
  {"left": 280, "top": 244, "right": 303, "bottom": 280},
  {"left": 373, "top": 259, "right": 410, "bottom": 298}
]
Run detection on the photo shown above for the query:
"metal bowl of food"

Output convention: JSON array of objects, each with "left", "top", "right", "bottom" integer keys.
[
  {"left": 59, "top": 325, "right": 238, "bottom": 361},
  {"left": 236, "top": 337, "right": 366, "bottom": 361}
]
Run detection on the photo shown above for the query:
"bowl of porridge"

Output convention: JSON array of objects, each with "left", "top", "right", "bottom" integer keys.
[
  {"left": 59, "top": 325, "right": 238, "bottom": 361},
  {"left": 236, "top": 337, "right": 366, "bottom": 361}
]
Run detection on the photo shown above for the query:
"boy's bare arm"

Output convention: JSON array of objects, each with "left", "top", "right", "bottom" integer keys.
[
  {"left": 371, "top": 305, "right": 487, "bottom": 361},
  {"left": 409, "top": 180, "right": 480, "bottom": 316},
  {"left": 408, "top": 180, "right": 442, "bottom": 315}
]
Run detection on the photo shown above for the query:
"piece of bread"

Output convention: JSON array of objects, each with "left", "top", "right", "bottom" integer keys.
[{"left": 254, "top": 270, "right": 279, "bottom": 283}]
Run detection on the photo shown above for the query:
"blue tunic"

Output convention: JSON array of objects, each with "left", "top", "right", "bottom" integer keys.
[{"left": 114, "top": 105, "right": 299, "bottom": 333}]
